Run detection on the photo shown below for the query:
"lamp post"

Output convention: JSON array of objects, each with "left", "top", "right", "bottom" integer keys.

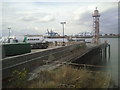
[
  {"left": 60, "top": 22, "right": 66, "bottom": 46},
  {"left": 8, "top": 27, "right": 11, "bottom": 43},
  {"left": 8, "top": 27, "right": 11, "bottom": 37}
]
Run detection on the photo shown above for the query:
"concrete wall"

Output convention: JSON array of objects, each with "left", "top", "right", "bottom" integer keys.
[
  {"left": 72, "top": 43, "right": 109, "bottom": 66},
  {"left": 2, "top": 42, "right": 85, "bottom": 79}
]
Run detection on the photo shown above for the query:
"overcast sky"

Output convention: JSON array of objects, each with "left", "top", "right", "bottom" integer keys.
[{"left": 1, "top": 1, "right": 118, "bottom": 37}]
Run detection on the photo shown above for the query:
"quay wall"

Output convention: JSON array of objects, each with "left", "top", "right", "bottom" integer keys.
[
  {"left": 72, "top": 43, "right": 110, "bottom": 66},
  {"left": 2, "top": 42, "right": 86, "bottom": 79},
  {"left": 1, "top": 42, "right": 110, "bottom": 79}
]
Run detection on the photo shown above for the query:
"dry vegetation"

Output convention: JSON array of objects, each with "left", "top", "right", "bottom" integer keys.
[
  {"left": 4, "top": 65, "right": 110, "bottom": 88},
  {"left": 28, "top": 66, "right": 109, "bottom": 88}
]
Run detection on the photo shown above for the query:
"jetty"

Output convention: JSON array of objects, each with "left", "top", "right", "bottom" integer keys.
[{"left": 1, "top": 42, "right": 110, "bottom": 80}]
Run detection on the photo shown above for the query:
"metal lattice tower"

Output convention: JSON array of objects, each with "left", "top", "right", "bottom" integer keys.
[{"left": 92, "top": 7, "right": 100, "bottom": 44}]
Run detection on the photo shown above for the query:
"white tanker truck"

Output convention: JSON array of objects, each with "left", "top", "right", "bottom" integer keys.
[{"left": 23, "top": 36, "right": 49, "bottom": 49}]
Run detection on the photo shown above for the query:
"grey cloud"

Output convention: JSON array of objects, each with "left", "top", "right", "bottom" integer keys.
[
  {"left": 70, "top": 11, "right": 93, "bottom": 33},
  {"left": 37, "top": 15, "right": 55, "bottom": 22},
  {"left": 19, "top": 13, "right": 55, "bottom": 23},
  {"left": 73, "top": 7, "right": 118, "bottom": 34},
  {"left": 78, "top": 12, "right": 92, "bottom": 26},
  {"left": 100, "top": 7, "right": 118, "bottom": 34},
  {"left": 20, "top": 16, "right": 36, "bottom": 21}
]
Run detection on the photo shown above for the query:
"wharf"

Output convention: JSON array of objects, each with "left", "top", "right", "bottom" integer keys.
[{"left": 1, "top": 42, "right": 110, "bottom": 79}]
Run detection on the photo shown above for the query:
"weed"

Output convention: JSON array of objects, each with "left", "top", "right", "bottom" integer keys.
[{"left": 7, "top": 68, "right": 28, "bottom": 88}]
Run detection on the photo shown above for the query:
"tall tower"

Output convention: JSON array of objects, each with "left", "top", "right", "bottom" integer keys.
[{"left": 92, "top": 7, "right": 100, "bottom": 44}]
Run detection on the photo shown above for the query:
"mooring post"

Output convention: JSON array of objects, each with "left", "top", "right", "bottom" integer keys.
[
  {"left": 105, "top": 47, "right": 107, "bottom": 60},
  {"left": 97, "top": 48, "right": 101, "bottom": 65},
  {"left": 102, "top": 48, "right": 104, "bottom": 65},
  {"left": 100, "top": 48, "right": 103, "bottom": 65},
  {"left": 102, "top": 47, "right": 107, "bottom": 65},
  {"left": 108, "top": 44, "right": 110, "bottom": 60}
]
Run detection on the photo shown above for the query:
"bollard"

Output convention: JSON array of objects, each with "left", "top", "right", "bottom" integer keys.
[
  {"left": 108, "top": 45, "right": 110, "bottom": 59},
  {"left": 105, "top": 47, "right": 107, "bottom": 60}
]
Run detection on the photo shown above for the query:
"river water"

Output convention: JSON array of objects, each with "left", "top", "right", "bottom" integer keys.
[
  {"left": 100, "top": 38, "right": 118, "bottom": 87},
  {"left": 75, "top": 38, "right": 118, "bottom": 87},
  {"left": 82, "top": 38, "right": 119, "bottom": 87}
]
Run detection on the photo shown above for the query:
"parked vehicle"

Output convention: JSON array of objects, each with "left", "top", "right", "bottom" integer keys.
[
  {"left": 23, "top": 36, "right": 49, "bottom": 49},
  {"left": 0, "top": 36, "right": 49, "bottom": 49}
]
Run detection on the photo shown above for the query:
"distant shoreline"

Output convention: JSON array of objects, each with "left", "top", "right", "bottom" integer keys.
[
  {"left": 0, "top": 36, "right": 119, "bottom": 38},
  {"left": 73, "top": 36, "right": 120, "bottom": 38}
]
